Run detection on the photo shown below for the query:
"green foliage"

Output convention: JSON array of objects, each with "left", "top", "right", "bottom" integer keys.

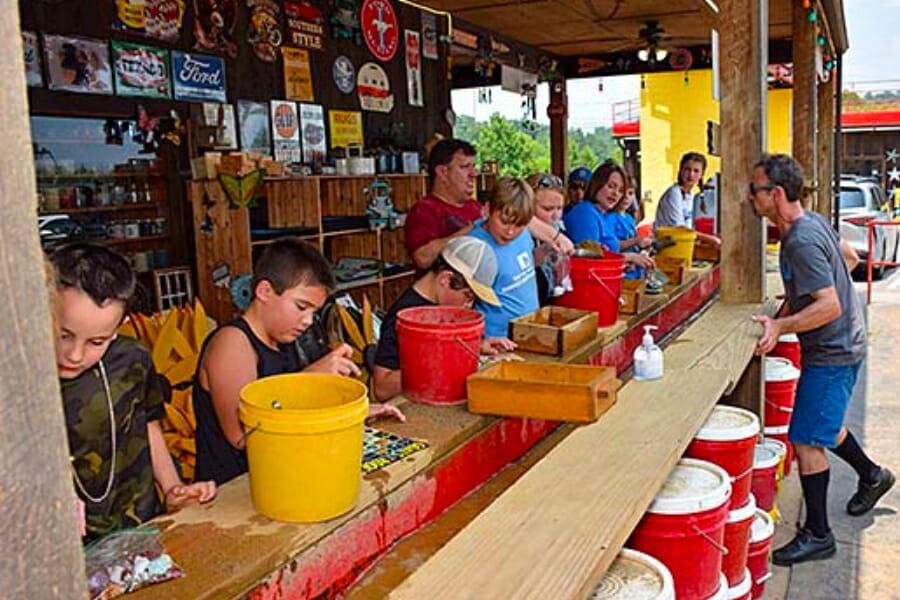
[{"left": 454, "top": 112, "right": 621, "bottom": 177}]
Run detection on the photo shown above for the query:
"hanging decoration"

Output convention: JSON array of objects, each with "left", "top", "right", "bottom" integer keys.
[
  {"left": 112, "top": 41, "right": 171, "bottom": 99},
  {"left": 332, "top": 55, "right": 356, "bottom": 94},
  {"left": 357, "top": 62, "right": 393, "bottom": 112},
  {"left": 284, "top": 1, "right": 325, "bottom": 50},
  {"left": 421, "top": 12, "right": 438, "bottom": 60},
  {"left": 193, "top": 0, "right": 238, "bottom": 58},
  {"left": 361, "top": 0, "right": 399, "bottom": 62},
  {"left": 405, "top": 30, "right": 423, "bottom": 107},
  {"left": 329, "top": 0, "right": 362, "bottom": 44},
  {"left": 246, "top": 0, "right": 282, "bottom": 62},
  {"left": 113, "top": 0, "right": 186, "bottom": 43},
  {"left": 521, "top": 83, "right": 536, "bottom": 120},
  {"left": 800, "top": 0, "right": 835, "bottom": 72},
  {"left": 886, "top": 149, "right": 898, "bottom": 164},
  {"left": 283, "top": 47, "right": 314, "bottom": 101},
  {"left": 22, "top": 31, "right": 43, "bottom": 87},
  {"left": 668, "top": 48, "right": 693, "bottom": 71},
  {"left": 537, "top": 56, "right": 559, "bottom": 82},
  {"left": 219, "top": 169, "right": 266, "bottom": 209},
  {"left": 474, "top": 35, "right": 495, "bottom": 80},
  {"left": 477, "top": 87, "right": 491, "bottom": 104},
  {"left": 889, "top": 167, "right": 900, "bottom": 183}
]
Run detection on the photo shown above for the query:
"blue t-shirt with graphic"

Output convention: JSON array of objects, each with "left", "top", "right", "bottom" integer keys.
[
  {"left": 563, "top": 201, "right": 621, "bottom": 252},
  {"left": 470, "top": 225, "right": 539, "bottom": 338},
  {"left": 609, "top": 212, "right": 644, "bottom": 280}
]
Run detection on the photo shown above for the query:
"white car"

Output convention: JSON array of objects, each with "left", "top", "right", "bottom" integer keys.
[{"left": 838, "top": 177, "right": 899, "bottom": 278}]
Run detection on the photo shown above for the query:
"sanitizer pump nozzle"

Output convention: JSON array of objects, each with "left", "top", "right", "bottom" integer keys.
[{"left": 633, "top": 325, "right": 664, "bottom": 381}]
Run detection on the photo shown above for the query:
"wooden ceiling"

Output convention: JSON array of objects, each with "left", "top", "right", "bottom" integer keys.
[{"left": 415, "top": 0, "right": 794, "bottom": 57}]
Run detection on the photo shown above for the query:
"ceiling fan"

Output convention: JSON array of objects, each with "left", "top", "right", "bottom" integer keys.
[{"left": 603, "top": 19, "right": 708, "bottom": 63}]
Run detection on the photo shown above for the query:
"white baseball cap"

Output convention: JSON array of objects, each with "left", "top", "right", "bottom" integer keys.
[{"left": 442, "top": 236, "right": 501, "bottom": 306}]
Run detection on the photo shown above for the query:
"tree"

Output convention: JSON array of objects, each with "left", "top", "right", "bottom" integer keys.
[{"left": 471, "top": 113, "right": 545, "bottom": 177}]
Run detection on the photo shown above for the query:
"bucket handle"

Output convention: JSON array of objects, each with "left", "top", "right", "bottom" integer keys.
[
  {"left": 754, "top": 571, "right": 773, "bottom": 585},
  {"left": 588, "top": 269, "right": 627, "bottom": 306},
  {"left": 730, "top": 466, "right": 754, "bottom": 483},
  {"left": 237, "top": 422, "right": 261, "bottom": 447},
  {"left": 454, "top": 336, "right": 484, "bottom": 364},
  {"left": 765, "top": 399, "right": 794, "bottom": 413},
  {"left": 691, "top": 524, "right": 729, "bottom": 555}
]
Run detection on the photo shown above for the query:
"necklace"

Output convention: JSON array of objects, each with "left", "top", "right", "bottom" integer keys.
[{"left": 70, "top": 360, "right": 117, "bottom": 504}]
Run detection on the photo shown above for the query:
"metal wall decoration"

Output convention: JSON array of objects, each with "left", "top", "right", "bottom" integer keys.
[
  {"left": 332, "top": 55, "right": 356, "bottom": 94},
  {"left": 283, "top": 47, "right": 314, "bottom": 101},
  {"left": 113, "top": 0, "right": 186, "bottom": 43},
  {"left": 193, "top": 0, "right": 238, "bottom": 58},
  {"left": 284, "top": 1, "right": 325, "bottom": 51},
  {"left": 246, "top": 0, "right": 283, "bottom": 62},
  {"left": 271, "top": 99, "right": 301, "bottom": 163},
  {"left": 404, "top": 30, "right": 422, "bottom": 107},
  {"left": 357, "top": 62, "right": 393, "bottom": 113},
  {"left": 360, "top": 0, "right": 398, "bottom": 62},
  {"left": 112, "top": 41, "right": 171, "bottom": 98},
  {"left": 43, "top": 34, "right": 113, "bottom": 95},
  {"left": 172, "top": 51, "right": 227, "bottom": 102},
  {"left": 329, "top": 0, "right": 362, "bottom": 45},
  {"left": 23, "top": 31, "right": 43, "bottom": 87},
  {"left": 237, "top": 100, "right": 272, "bottom": 154},
  {"left": 421, "top": 12, "right": 438, "bottom": 60},
  {"left": 299, "top": 103, "right": 327, "bottom": 163}
]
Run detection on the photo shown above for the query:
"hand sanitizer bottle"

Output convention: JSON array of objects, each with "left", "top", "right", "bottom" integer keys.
[{"left": 633, "top": 325, "right": 664, "bottom": 380}]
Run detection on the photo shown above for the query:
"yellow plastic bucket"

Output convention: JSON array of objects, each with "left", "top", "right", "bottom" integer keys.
[
  {"left": 655, "top": 226, "right": 698, "bottom": 264},
  {"left": 239, "top": 373, "right": 369, "bottom": 523}
]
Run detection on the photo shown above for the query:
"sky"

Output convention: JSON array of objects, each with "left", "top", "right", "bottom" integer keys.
[{"left": 452, "top": 4, "right": 897, "bottom": 131}]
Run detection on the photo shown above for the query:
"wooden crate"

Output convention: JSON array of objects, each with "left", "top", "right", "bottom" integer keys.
[
  {"left": 467, "top": 362, "right": 619, "bottom": 423},
  {"left": 619, "top": 278, "right": 646, "bottom": 315},
  {"left": 508, "top": 307, "right": 598, "bottom": 356},
  {"left": 656, "top": 255, "right": 690, "bottom": 285},
  {"left": 693, "top": 241, "right": 720, "bottom": 263}
]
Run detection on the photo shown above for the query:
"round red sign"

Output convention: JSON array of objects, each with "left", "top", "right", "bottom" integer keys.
[
  {"left": 273, "top": 103, "right": 297, "bottom": 138},
  {"left": 361, "top": 0, "right": 399, "bottom": 62}
]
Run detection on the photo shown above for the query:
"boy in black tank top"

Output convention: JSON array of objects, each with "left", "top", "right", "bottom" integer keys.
[{"left": 194, "top": 238, "right": 404, "bottom": 485}]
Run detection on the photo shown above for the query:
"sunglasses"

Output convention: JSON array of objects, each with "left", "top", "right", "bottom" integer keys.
[
  {"left": 568, "top": 181, "right": 586, "bottom": 191},
  {"left": 534, "top": 174, "right": 564, "bottom": 190},
  {"left": 748, "top": 182, "right": 776, "bottom": 195}
]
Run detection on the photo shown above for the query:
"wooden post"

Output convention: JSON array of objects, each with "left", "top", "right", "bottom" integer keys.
[
  {"left": 818, "top": 77, "right": 836, "bottom": 220},
  {"left": 719, "top": 0, "right": 766, "bottom": 304},
  {"left": 0, "top": 3, "right": 87, "bottom": 597},
  {"left": 548, "top": 79, "right": 568, "bottom": 178},
  {"left": 793, "top": 0, "right": 818, "bottom": 211},
  {"left": 722, "top": 357, "right": 764, "bottom": 418}
]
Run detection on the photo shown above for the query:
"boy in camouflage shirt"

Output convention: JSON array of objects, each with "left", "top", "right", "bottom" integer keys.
[{"left": 51, "top": 244, "right": 216, "bottom": 541}]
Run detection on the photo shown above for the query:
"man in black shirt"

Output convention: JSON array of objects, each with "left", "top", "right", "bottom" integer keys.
[{"left": 373, "top": 236, "right": 513, "bottom": 400}]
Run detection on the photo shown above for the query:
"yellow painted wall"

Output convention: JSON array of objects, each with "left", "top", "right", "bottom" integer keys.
[{"left": 639, "top": 70, "right": 792, "bottom": 221}]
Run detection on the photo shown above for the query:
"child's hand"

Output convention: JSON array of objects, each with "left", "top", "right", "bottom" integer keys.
[
  {"left": 626, "top": 252, "right": 655, "bottom": 270},
  {"left": 637, "top": 236, "right": 653, "bottom": 250},
  {"left": 165, "top": 480, "right": 217, "bottom": 511},
  {"left": 306, "top": 344, "right": 362, "bottom": 377},
  {"left": 76, "top": 498, "right": 86, "bottom": 538},
  {"left": 480, "top": 337, "right": 517, "bottom": 355},
  {"left": 366, "top": 403, "right": 406, "bottom": 423},
  {"left": 551, "top": 232, "right": 575, "bottom": 256}
]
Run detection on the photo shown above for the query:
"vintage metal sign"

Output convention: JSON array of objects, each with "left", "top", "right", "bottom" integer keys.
[
  {"left": 404, "top": 30, "right": 422, "bottom": 107},
  {"left": 283, "top": 46, "right": 314, "bottom": 101},
  {"left": 332, "top": 55, "right": 355, "bottom": 94},
  {"left": 271, "top": 99, "right": 301, "bottom": 163},
  {"left": 193, "top": 0, "right": 238, "bottom": 58},
  {"left": 360, "top": 0, "right": 398, "bottom": 62},
  {"left": 299, "top": 103, "right": 326, "bottom": 163},
  {"left": 237, "top": 100, "right": 272, "bottom": 154},
  {"left": 284, "top": 1, "right": 325, "bottom": 50},
  {"left": 357, "top": 62, "right": 393, "bottom": 113},
  {"left": 22, "top": 31, "right": 42, "bottom": 87},
  {"left": 172, "top": 51, "right": 227, "bottom": 102},
  {"left": 328, "top": 109, "right": 363, "bottom": 149},
  {"left": 246, "top": 0, "right": 283, "bottom": 62},
  {"left": 421, "top": 12, "right": 438, "bottom": 60},
  {"left": 112, "top": 41, "right": 170, "bottom": 98},
  {"left": 114, "top": 0, "right": 185, "bottom": 42},
  {"left": 43, "top": 34, "right": 113, "bottom": 95}
]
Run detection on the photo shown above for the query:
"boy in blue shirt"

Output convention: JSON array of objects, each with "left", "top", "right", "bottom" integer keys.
[{"left": 470, "top": 178, "right": 539, "bottom": 339}]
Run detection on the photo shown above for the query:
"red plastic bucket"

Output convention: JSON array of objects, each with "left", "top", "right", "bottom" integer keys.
[
  {"left": 695, "top": 216, "right": 715, "bottom": 235},
  {"left": 629, "top": 459, "right": 732, "bottom": 600},
  {"left": 764, "top": 357, "right": 800, "bottom": 429},
  {"left": 686, "top": 406, "right": 760, "bottom": 509},
  {"left": 727, "top": 569, "right": 752, "bottom": 600},
  {"left": 396, "top": 306, "right": 484, "bottom": 405},
  {"left": 764, "top": 425, "right": 794, "bottom": 476},
  {"left": 770, "top": 333, "right": 801, "bottom": 370},
  {"left": 761, "top": 437, "right": 788, "bottom": 485},
  {"left": 747, "top": 509, "right": 775, "bottom": 599},
  {"left": 554, "top": 253, "right": 625, "bottom": 327},
  {"left": 750, "top": 444, "right": 780, "bottom": 512},
  {"left": 589, "top": 548, "right": 675, "bottom": 600},
  {"left": 723, "top": 495, "right": 756, "bottom": 587}
]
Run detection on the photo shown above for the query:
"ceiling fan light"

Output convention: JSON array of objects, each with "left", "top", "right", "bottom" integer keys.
[
  {"left": 637, "top": 48, "right": 649, "bottom": 62},
  {"left": 655, "top": 48, "right": 669, "bottom": 61}
]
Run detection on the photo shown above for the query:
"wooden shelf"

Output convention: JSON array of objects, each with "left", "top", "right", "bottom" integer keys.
[
  {"left": 39, "top": 203, "right": 164, "bottom": 215},
  {"left": 95, "top": 234, "right": 169, "bottom": 247},
  {"left": 262, "top": 173, "right": 425, "bottom": 182},
  {"left": 322, "top": 227, "right": 371, "bottom": 238},
  {"left": 37, "top": 172, "right": 163, "bottom": 181},
  {"left": 382, "top": 269, "right": 416, "bottom": 283}
]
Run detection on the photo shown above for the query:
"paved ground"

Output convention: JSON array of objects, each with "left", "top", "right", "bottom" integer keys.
[{"left": 763, "top": 270, "right": 900, "bottom": 600}]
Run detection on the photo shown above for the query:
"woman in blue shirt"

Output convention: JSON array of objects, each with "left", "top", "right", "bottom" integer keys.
[{"left": 563, "top": 161, "right": 653, "bottom": 271}]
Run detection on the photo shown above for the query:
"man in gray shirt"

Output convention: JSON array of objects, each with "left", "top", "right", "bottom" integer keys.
[{"left": 750, "top": 154, "right": 893, "bottom": 566}]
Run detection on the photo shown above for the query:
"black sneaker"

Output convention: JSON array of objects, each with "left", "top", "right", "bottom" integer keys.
[
  {"left": 847, "top": 467, "right": 895, "bottom": 516},
  {"left": 772, "top": 528, "right": 836, "bottom": 566}
]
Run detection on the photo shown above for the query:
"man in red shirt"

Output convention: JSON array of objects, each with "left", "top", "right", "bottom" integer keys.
[{"left": 406, "top": 138, "right": 573, "bottom": 269}]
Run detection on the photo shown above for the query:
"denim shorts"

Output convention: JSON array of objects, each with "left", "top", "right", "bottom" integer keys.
[{"left": 789, "top": 362, "right": 862, "bottom": 447}]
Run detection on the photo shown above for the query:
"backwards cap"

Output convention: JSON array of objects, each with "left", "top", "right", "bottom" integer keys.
[
  {"left": 568, "top": 166, "right": 592, "bottom": 185},
  {"left": 441, "top": 236, "right": 501, "bottom": 307}
]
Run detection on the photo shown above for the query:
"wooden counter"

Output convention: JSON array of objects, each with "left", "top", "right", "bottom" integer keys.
[{"left": 130, "top": 267, "right": 721, "bottom": 600}]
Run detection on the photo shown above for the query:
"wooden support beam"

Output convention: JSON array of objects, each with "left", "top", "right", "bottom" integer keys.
[
  {"left": 817, "top": 76, "right": 836, "bottom": 221},
  {"left": 719, "top": 0, "right": 766, "bottom": 304},
  {"left": 792, "top": 0, "right": 818, "bottom": 211},
  {"left": 548, "top": 79, "right": 568, "bottom": 178},
  {"left": 0, "top": 2, "right": 87, "bottom": 596},
  {"left": 721, "top": 356, "right": 764, "bottom": 418}
]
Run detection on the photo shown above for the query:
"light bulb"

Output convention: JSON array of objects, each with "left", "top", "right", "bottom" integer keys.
[
  {"left": 655, "top": 48, "right": 669, "bottom": 61},
  {"left": 637, "top": 48, "right": 649, "bottom": 62}
]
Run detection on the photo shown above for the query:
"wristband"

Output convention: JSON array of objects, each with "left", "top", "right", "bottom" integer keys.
[{"left": 553, "top": 229, "right": 561, "bottom": 241}]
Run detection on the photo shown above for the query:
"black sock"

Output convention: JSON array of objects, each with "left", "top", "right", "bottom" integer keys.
[
  {"left": 801, "top": 469, "right": 831, "bottom": 538},
  {"left": 830, "top": 430, "right": 880, "bottom": 484}
]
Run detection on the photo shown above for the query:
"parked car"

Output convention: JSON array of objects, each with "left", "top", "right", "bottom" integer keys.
[{"left": 838, "top": 176, "right": 899, "bottom": 278}]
